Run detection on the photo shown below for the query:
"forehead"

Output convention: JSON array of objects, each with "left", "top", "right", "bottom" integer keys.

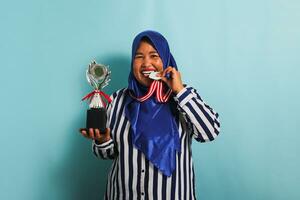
[{"left": 135, "top": 40, "right": 158, "bottom": 53}]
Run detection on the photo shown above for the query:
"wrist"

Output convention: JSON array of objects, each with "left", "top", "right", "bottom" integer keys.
[
  {"left": 94, "top": 138, "right": 113, "bottom": 147},
  {"left": 173, "top": 85, "right": 185, "bottom": 94}
]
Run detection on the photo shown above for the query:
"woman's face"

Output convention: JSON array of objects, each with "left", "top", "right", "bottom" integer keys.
[{"left": 133, "top": 40, "right": 163, "bottom": 87}]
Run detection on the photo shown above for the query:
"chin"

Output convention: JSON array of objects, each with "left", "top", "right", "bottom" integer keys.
[
  {"left": 141, "top": 81, "right": 152, "bottom": 87},
  {"left": 138, "top": 79, "right": 152, "bottom": 87}
]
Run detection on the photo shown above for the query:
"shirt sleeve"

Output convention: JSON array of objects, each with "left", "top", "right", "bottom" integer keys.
[
  {"left": 173, "top": 86, "right": 221, "bottom": 142},
  {"left": 92, "top": 139, "right": 117, "bottom": 159}
]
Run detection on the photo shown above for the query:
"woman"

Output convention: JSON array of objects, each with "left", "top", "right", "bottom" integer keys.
[{"left": 80, "top": 30, "right": 221, "bottom": 200}]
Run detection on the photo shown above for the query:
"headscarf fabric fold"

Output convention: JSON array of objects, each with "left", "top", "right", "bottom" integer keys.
[{"left": 124, "top": 30, "right": 181, "bottom": 177}]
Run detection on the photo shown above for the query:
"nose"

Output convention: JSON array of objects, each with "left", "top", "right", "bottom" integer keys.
[{"left": 142, "top": 56, "right": 151, "bottom": 68}]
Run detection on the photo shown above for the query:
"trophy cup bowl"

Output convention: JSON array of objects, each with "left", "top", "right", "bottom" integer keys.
[{"left": 83, "top": 61, "right": 111, "bottom": 133}]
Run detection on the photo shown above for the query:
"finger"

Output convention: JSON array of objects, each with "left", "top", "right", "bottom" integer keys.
[
  {"left": 160, "top": 76, "right": 168, "bottom": 84},
  {"left": 169, "top": 68, "right": 181, "bottom": 80},
  {"left": 171, "top": 69, "right": 178, "bottom": 78},
  {"left": 163, "top": 67, "right": 176, "bottom": 80},
  {"left": 105, "top": 128, "right": 111, "bottom": 136},
  {"left": 104, "top": 128, "right": 111, "bottom": 141},
  {"left": 80, "top": 130, "right": 89, "bottom": 138},
  {"left": 89, "top": 128, "right": 95, "bottom": 139},
  {"left": 95, "top": 129, "right": 101, "bottom": 139},
  {"left": 162, "top": 67, "right": 173, "bottom": 76},
  {"left": 160, "top": 77, "right": 172, "bottom": 90},
  {"left": 176, "top": 71, "right": 182, "bottom": 79},
  {"left": 162, "top": 67, "right": 172, "bottom": 76},
  {"left": 79, "top": 128, "right": 87, "bottom": 133}
]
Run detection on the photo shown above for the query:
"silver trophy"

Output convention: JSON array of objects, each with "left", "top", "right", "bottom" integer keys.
[{"left": 82, "top": 60, "right": 111, "bottom": 133}]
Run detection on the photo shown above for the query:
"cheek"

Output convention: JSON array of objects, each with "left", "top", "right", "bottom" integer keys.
[
  {"left": 156, "top": 60, "right": 164, "bottom": 71},
  {"left": 133, "top": 60, "right": 141, "bottom": 70},
  {"left": 132, "top": 65, "right": 140, "bottom": 78}
]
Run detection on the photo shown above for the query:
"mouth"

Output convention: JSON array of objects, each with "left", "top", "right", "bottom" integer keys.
[
  {"left": 141, "top": 68, "right": 157, "bottom": 77},
  {"left": 142, "top": 70, "right": 155, "bottom": 77},
  {"left": 141, "top": 71, "right": 161, "bottom": 80}
]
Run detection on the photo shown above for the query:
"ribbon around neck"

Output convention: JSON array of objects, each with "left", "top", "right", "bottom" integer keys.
[{"left": 129, "top": 80, "right": 172, "bottom": 103}]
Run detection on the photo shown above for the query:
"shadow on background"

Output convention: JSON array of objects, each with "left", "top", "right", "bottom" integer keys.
[{"left": 52, "top": 54, "right": 130, "bottom": 199}]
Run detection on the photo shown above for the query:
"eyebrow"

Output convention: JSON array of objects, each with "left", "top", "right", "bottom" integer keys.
[{"left": 135, "top": 51, "right": 158, "bottom": 55}]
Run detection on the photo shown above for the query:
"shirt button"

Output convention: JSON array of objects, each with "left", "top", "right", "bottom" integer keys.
[
  {"left": 142, "top": 169, "right": 145, "bottom": 173},
  {"left": 141, "top": 192, "right": 144, "bottom": 195}
]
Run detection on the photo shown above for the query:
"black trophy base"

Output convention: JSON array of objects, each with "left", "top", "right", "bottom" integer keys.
[{"left": 86, "top": 108, "right": 107, "bottom": 133}]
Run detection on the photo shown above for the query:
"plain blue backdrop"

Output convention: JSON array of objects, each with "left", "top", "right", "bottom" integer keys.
[{"left": 0, "top": 0, "right": 299, "bottom": 199}]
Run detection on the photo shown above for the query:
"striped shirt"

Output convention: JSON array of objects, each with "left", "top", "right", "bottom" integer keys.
[{"left": 92, "top": 86, "right": 221, "bottom": 200}]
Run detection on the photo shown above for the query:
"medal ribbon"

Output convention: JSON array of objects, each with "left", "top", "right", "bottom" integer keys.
[
  {"left": 82, "top": 90, "right": 112, "bottom": 107},
  {"left": 130, "top": 80, "right": 172, "bottom": 103}
]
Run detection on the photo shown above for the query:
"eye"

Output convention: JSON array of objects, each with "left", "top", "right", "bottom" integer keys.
[
  {"left": 134, "top": 54, "right": 143, "bottom": 59},
  {"left": 150, "top": 54, "right": 159, "bottom": 58}
]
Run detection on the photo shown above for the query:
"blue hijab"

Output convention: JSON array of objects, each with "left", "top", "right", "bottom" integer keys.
[{"left": 124, "top": 30, "right": 181, "bottom": 177}]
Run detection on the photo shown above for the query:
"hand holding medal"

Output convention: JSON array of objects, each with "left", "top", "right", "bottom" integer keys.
[{"left": 150, "top": 66, "right": 184, "bottom": 94}]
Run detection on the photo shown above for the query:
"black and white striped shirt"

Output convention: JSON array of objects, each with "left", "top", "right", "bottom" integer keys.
[{"left": 92, "top": 86, "right": 220, "bottom": 200}]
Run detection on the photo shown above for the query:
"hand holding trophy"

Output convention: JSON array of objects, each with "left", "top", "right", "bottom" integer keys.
[{"left": 82, "top": 60, "right": 111, "bottom": 134}]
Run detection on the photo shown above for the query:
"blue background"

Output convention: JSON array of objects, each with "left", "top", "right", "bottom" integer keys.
[{"left": 1, "top": 0, "right": 299, "bottom": 199}]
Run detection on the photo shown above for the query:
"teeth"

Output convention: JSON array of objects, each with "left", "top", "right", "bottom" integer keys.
[{"left": 142, "top": 70, "right": 154, "bottom": 75}]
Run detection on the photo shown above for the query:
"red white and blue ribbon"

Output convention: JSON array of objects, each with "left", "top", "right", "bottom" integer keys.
[{"left": 130, "top": 80, "right": 172, "bottom": 103}]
